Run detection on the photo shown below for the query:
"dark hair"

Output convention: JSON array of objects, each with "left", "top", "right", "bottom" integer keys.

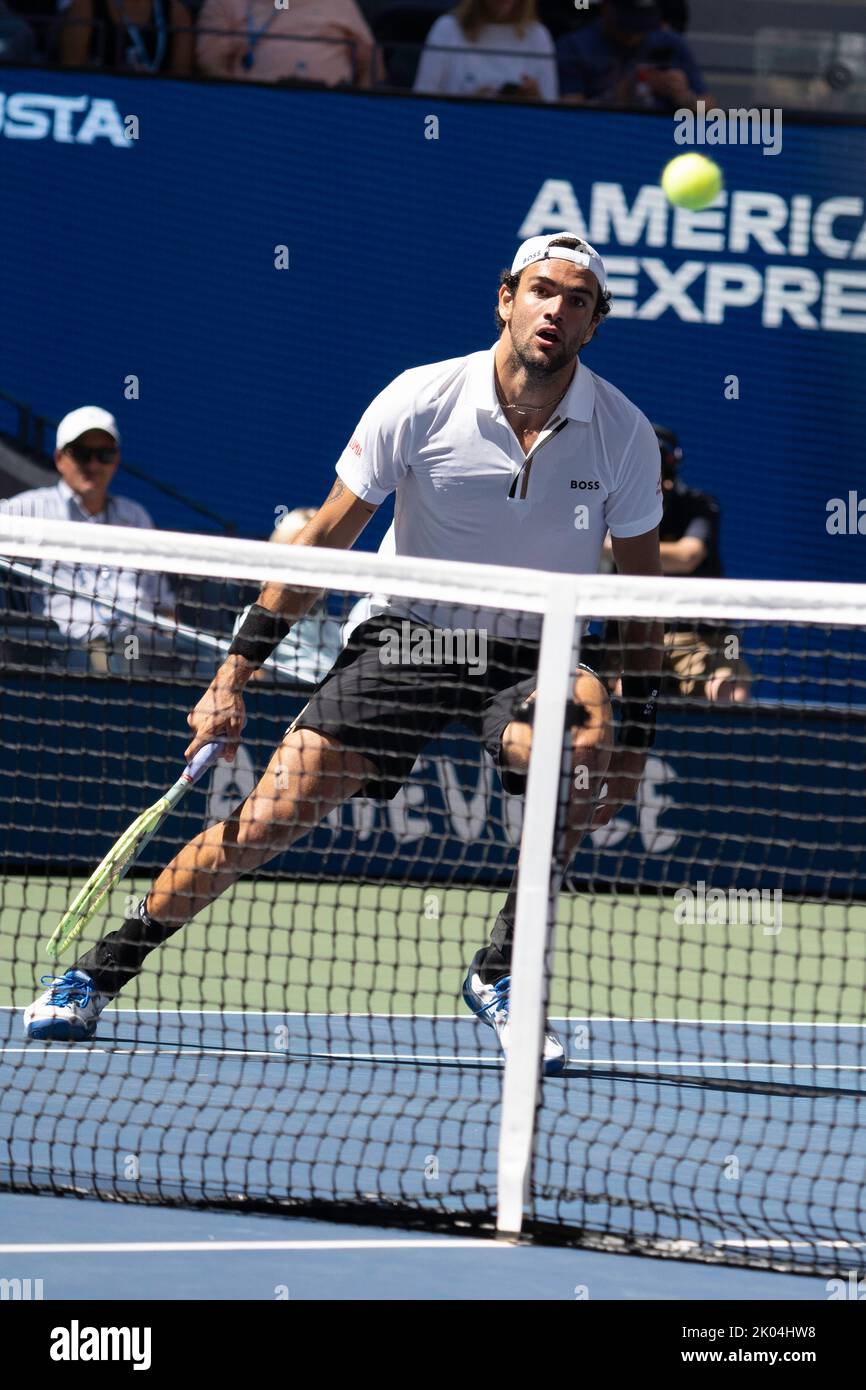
[{"left": 495, "top": 235, "right": 613, "bottom": 333}]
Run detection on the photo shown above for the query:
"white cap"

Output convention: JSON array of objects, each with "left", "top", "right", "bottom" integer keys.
[
  {"left": 511, "top": 234, "right": 607, "bottom": 296},
  {"left": 56, "top": 406, "right": 120, "bottom": 452}
]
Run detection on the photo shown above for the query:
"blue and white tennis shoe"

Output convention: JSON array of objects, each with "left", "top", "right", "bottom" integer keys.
[
  {"left": 24, "top": 970, "right": 109, "bottom": 1041},
  {"left": 463, "top": 964, "right": 566, "bottom": 1076}
]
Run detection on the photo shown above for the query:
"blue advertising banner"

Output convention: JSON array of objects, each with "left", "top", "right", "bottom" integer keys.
[
  {"left": 2, "top": 675, "right": 862, "bottom": 896},
  {"left": 1, "top": 71, "right": 865, "bottom": 587}
]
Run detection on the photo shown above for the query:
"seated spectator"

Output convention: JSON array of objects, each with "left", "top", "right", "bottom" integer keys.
[
  {"left": 0, "top": 0, "right": 36, "bottom": 61},
  {"left": 557, "top": 0, "right": 707, "bottom": 111},
  {"left": 58, "top": 0, "right": 194, "bottom": 73},
  {"left": 233, "top": 507, "right": 345, "bottom": 685},
  {"left": 0, "top": 406, "right": 177, "bottom": 673},
  {"left": 196, "top": 0, "right": 375, "bottom": 87},
  {"left": 414, "top": 0, "right": 558, "bottom": 101},
  {"left": 602, "top": 424, "right": 751, "bottom": 703}
]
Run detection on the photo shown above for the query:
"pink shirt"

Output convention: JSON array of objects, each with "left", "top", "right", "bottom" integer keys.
[{"left": 196, "top": 0, "right": 374, "bottom": 86}]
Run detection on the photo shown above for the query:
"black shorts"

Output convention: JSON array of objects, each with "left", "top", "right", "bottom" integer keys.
[{"left": 290, "top": 615, "right": 592, "bottom": 801}]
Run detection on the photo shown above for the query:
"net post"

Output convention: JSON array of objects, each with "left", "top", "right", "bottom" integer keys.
[{"left": 496, "top": 577, "right": 580, "bottom": 1237}]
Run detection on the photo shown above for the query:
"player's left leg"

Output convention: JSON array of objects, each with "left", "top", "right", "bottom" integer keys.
[{"left": 464, "top": 668, "right": 613, "bottom": 1074}]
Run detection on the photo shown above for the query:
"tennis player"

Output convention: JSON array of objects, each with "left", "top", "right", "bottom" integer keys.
[{"left": 26, "top": 232, "right": 664, "bottom": 1075}]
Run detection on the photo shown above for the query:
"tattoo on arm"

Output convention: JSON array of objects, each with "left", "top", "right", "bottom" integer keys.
[{"left": 323, "top": 476, "right": 376, "bottom": 514}]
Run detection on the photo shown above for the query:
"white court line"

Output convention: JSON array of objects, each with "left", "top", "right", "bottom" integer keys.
[
  {"left": 715, "top": 1238, "right": 866, "bottom": 1252},
  {"left": 3, "top": 1047, "right": 865, "bottom": 1072},
  {"left": 4, "top": 1005, "right": 866, "bottom": 1028},
  {"left": 0, "top": 1046, "right": 492, "bottom": 1064},
  {"left": 1, "top": 1048, "right": 109, "bottom": 1056},
  {"left": 0, "top": 1235, "right": 859, "bottom": 1255},
  {"left": 568, "top": 1060, "right": 866, "bottom": 1071},
  {"left": 0, "top": 1239, "right": 505, "bottom": 1255},
  {"left": 0, "top": 1006, "right": 467, "bottom": 1020}
]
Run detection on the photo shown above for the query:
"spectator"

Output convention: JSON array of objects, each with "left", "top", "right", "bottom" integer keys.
[
  {"left": 557, "top": 0, "right": 707, "bottom": 111},
  {"left": 58, "top": 0, "right": 194, "bottom": 73},
  {"left": 196, "top": 0, "right": 375, "bottom": 87},
  {"left": 0, "top": 0, "right": 35, "bottom": 61},
  {"left": 232, "top": 507, "right": 345, "bottom": 685},
  {"left": 0, "top": 406, "right": 176, "bottom": 672},
  {"left": 602, "top": 424, "right": 751, "bottom": 703},
  {"left": 414, "top": 0, "right": 558, "bottom": 102}
]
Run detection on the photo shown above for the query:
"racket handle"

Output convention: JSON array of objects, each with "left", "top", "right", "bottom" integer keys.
[{"left": 181, "top": 740, "right": 224, "bottom": 785}]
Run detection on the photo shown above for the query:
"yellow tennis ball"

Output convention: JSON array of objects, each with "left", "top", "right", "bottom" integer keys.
[{"left": 661, "top": 153, "right": 723, "bottom": 211}]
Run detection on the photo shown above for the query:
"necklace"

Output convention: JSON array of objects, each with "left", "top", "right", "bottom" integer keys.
[{"left": 495, "top": 379, "right": 569, "bottom": 418}]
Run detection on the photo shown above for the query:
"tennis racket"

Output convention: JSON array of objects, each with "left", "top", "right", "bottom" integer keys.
[{"left": 46, "top": 741, "right": 224, "bottom": 961}]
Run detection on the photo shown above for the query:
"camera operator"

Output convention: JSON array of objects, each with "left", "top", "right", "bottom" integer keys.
[{"left": 599, "top": 425, "right": 752, "bottom": 704}]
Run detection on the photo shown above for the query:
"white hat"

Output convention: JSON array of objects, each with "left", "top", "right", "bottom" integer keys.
[
  {"left": 56, "top": 406, "right": 120, "bottom": 452},
  {"left": 511, "top": 234, "right": 607, "bottom": 295}
]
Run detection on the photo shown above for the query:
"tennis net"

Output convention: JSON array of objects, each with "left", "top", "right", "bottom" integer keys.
[{"left": 1, "top": 514, "right": 865, "bottom": 1276}]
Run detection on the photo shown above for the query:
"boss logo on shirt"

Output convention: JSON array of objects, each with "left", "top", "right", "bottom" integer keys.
[{"left": 570, "top": 480, "right": 600, "bottom": 490}]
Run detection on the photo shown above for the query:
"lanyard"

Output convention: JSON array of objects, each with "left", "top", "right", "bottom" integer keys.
[{"left": 242, "top": 3, "right": 279, "bottom": 70}]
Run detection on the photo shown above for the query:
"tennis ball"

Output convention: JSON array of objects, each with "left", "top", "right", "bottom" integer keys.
[{"left": 661, "top": 153, "right": 723, "bottom": 211}]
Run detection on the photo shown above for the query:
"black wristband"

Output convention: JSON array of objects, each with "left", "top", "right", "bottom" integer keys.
[
  {"left": 619, "top": 674, "right": 660, "bottom": 750},
  {"left": 228, "top": 603, "right": 291, "bottom": 666}
]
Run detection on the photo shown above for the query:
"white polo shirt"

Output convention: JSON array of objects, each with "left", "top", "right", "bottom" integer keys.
[
  {"left": 336, "top": 343, "right": 662, "bottom": 638},
  {"left": 413, "top": 16, "right": 559, "bottom": 102}
]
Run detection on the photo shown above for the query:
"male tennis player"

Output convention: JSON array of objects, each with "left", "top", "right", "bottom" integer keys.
[{"left": 26, "top": 233, "right": 664, "bottom": 1075}]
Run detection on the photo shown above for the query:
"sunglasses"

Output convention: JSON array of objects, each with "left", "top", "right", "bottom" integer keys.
[{"left": 65, "top": 444, "right": 118, "bottom": 465}]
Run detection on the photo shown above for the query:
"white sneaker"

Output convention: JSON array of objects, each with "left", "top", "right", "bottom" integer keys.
[
  {"left": 462, "top": 968, "right": 566, "bottom": 1076},
  {"left": 23, "top": 970, "right": 110, "bottom": 1042}
]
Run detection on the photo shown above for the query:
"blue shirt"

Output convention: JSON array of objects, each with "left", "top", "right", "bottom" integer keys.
[{"left": 556, "top": 22, "right": 705, "bottom": 106}]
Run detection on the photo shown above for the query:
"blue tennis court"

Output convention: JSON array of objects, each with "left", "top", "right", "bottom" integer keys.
[{"left": 4, "top": 1003, "right": 866, "bottom": 1278}]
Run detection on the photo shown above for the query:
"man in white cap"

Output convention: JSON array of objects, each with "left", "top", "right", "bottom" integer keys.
[
  {"left": 0, "top": 405, "right": 174, "bottom": 666},
  {"left": 26, "top": 237, "right": 663, "bottom": 1080}
]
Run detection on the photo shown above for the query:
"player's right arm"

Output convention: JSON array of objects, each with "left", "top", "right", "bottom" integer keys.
[
  {"left": 185, "top": 479, "right": 378, "bottom": 761},
  {"left": 257, "top": 477, "right": 378, "bottom": 617}
]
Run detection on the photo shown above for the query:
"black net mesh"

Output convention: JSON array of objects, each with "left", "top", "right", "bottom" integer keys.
[{"left": 1, "top": 539, "right": 865, "bottom": 1275}]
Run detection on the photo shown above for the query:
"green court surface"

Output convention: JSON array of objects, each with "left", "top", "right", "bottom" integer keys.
[{"left": 2, "top": 874, "right": 865, "bottom": 1023}]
